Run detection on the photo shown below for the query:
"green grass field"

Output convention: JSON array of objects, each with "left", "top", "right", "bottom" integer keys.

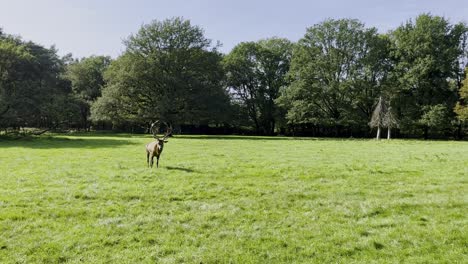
[{"left": 0, "top": 134, "right": 467, "bottom": 263}]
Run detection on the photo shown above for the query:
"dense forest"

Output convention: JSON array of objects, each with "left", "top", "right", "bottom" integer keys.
[{"left": 1, "top": 14, "right": 467, "bottom": 138}]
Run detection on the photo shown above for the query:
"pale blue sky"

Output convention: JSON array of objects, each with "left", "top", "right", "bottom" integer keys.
[{"left": 1, "top": 0, "right": 466, "bottom": 58}]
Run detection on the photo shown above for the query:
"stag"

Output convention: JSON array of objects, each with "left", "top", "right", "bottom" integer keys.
[{"left": 146, "top": 121, "right": 172, "bottom": 168}]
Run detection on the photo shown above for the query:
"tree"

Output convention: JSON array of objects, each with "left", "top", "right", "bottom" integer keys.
[
  {"left": 369, "top": 96, "right": 399, "bottom": 140},
  {"left": 384, "top": 107, "right": 399, "bottom": 139},
  {"left": 454, "top": 67, "right": 468, "bottom": 123},
  {"left": 0, "top": 31, "right": 77, "bottom": 132},
  {"left": 91, "top": 17, "right": 230, "bottom": 128},
  {"left": 224, "top": 38, "right": 293, "bottom": 135},
  {"left": 66, "top": 56, "right": 111, "bottom": 130},
  {"left": 277, "top": 19, "right": 391, "bottom": 136},
  {"left": 369, "top": 96, "right": 387, "bottom": 139},
  {"left": 0, "top": 36, "right": 32, "bottom": 121},
  {"left": 390, "top": 14, "right": 467, "bottom": 137},
  {"left": 419, "top": 104, "right": 451, "bottom": 138}
]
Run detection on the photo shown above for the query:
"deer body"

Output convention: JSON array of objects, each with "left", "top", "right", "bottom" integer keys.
[
  {"left": 146, "top": 139, "right": 166, "bottom": 168},
  {"left": 146, "top": 121, "right": 171, "bottom": 168}
]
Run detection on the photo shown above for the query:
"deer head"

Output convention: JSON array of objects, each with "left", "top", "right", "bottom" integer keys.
[{"left": 150, "top": 121, "right": 172, "bottom": 143}]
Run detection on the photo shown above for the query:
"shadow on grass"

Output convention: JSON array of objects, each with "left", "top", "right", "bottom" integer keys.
[
  {"left": 0, "top": 136, "right": 136, "bottom": 149},
  {"left": 165, "top": 166, "right": 198, "bottom": 173},
  {"left": 174, "top": 135, "right": 283, "bottom": 141},
  {"left": 173, "top": 135, "right": 367, "bottom": 141},
  {"left": 61, "top": 132, "right": 144, "bottom": 138}
]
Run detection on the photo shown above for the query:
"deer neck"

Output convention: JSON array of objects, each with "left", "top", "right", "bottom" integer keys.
[{"left": 157, "top": 141, "right": 164, "bottom": 152}]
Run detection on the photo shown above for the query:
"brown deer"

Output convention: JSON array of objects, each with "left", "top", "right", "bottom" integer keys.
[{"left": 146, "top": 121, "right": 172, "bottom": 168}]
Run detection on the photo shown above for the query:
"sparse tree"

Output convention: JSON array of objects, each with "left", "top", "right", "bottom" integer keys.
[
  {"left": 369, "top": 96, "right": 387, "bottom": 139},
  {"left": 383, "top": 106, "right": 399, "bottom": 139}
]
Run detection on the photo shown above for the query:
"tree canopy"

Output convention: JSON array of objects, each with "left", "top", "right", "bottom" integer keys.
[
  {"left": 0, "top": 32, "right": 76, "bottom": 131},
  {"left": 1, "top": 15, "right": 467, "bottom": 138},
  {"left": 224, "top": 38, "right": 293, "bottom": 135},
  {"left": 91, "top": 18, "right": 230, "bottom": 127},
  {"left": 66, "top": 55, "right": 111, "bottom": 130},
  {"left": 389, "top": 14, "right": 467, "bottom": 137},
  {"left": 455, "top": 67, "right": 468, "bottom": 122},
  {"left": 277, "top": 19, "right": 392, "bottom": 135}
]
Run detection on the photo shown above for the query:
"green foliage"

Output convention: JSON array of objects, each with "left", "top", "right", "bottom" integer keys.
[
  {"left": 278, "top": 19, "right": 391, "bottom": 131},
  {"left": 224, "top": 38, "right": 293, "bottom": 134},
  {"left": 419, "top": 104, "right": 451, "bottom": 130},
  {"left": 455, "top": 68, "right": 468, "bottom": 122},
  {"left": 390, "top": 14, "right": 467, "bottom": 134},
  {"left": 0, "top": 37, "right": 32, "bottom": 119},
  {"left": 66, "top": 56, "right": 111, "bottom": 101},
  {"left": 0, "top": 33, "right": 76, "bottom": 130},
  {"left": 0, "top": 135, "right": 466, "bottom": 262},
  {"left": 91, "top": 17, "right": 230, "bottom": 126},
  {"left": 2, "top": 15, "right": 468, "bottom": 138},
  {"left": 65, "top": 56, "right": 111, "bottom": 129},
  {"left": 454, "top": 102, "right": 468, "bottom": 122}
]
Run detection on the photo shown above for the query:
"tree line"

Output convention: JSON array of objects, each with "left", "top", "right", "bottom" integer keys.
[{"left": 1, "top": 15, "right": 467, "bottom": 138}]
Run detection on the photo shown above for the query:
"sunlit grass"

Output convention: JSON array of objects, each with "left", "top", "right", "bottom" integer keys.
[{"left": 0, "top": 134, "right": 467, "bottom": 263}]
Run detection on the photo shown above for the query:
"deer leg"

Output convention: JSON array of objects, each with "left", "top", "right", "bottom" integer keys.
[
  {"left": 156, "top": 157, "right": 159, "bottom": 168},
  {"left": 150, "top": 154, "right": 154, "bottom": 168},
  {"left": 146, "top": 152, "right": 150, "bottom": 167}
]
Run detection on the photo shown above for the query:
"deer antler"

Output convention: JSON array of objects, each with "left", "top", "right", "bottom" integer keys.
[
  {"left": 150, "top": 121, "right": 160, "bottom": 139},
  {"left": 162, "top": 122, "right": 173, "bottom": 140}
]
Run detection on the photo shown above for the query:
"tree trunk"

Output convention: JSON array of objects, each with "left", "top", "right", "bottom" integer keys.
[
  {"left": 387, "top": 127, "right": 391, "bottom": 140},
  {"left": 376, "top": 126, "right": 381, "bottom": 140},
  {"left": 252, "top": 116, "right": 260, "bottom": 135},
  {"left": 456, "top": 123, "right": 462, "bottom": 140},
  {"left": 270, "top": 120, "right": 275, "bottom": 135}
]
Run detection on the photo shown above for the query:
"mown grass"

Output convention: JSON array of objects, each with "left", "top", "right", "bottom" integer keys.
[{"left": 0, "top": 134, "right": 467, "bottom": 263}]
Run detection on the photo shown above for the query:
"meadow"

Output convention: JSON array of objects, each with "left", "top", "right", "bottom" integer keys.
[{"left": 0, "top": 134, "right": 467, "bottom": 263}]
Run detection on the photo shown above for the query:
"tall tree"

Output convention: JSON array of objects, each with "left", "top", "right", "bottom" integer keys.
[
  {"left": 66, "top": 56, "right": 111, "bottom": 130},
  {"left": 224, "top": 38, "right": 293, "bottom": 135},
  {"left": 390, "top": 14, "right": 467, "bottom": 138},
  {"left": 0, "top": 35, "right": 32, "bottom": 121},
  {"left": 91, "top": 17, "right": 230, "bottom": 127},
  {"left": 454, "top": 68, "right": 468, "bottom": 121},
  {"left": 277, "top": 19, "right": 391, "bottom": 135},
  {"left": 0, "top": 31, "right": 76, "bottom": 131}
]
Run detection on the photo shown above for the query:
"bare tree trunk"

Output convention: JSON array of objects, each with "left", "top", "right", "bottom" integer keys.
[
  {"left": 387, "top": 127, "right": 391, "bottom": 140},
  {"left": 376, "top": 126, "right": 381, "bottom": 140}
]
